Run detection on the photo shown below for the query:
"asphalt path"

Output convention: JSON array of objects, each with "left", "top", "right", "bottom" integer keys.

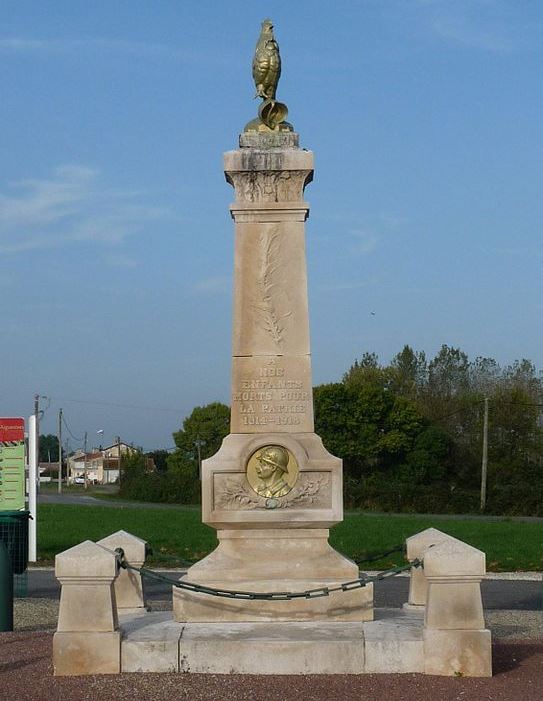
[
  {"left": 25, "top": 568, "right": 542, "bottom": 610},
  {"left": 39, "top": 492, "right": 543, "bottom": 521},
  {"left": 38, "top": 492, "right": 188, "bottom": 509}
]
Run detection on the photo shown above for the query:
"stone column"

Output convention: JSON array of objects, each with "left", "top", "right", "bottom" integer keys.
[
  {"left": 423, "top": 538, "right": 492, "bottom": 677},
  {"left": 173, "top": 131, "right": 372, "bottom": 623},
  {"left": 53, "top": 540, "right": 121, "bottom": 676},
  {"left": 98, "top": 530, "right": 149, "bottom": 614}
]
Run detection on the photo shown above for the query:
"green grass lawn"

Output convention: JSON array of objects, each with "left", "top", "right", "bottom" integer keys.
[{"left": 36, "top": 504, "right": 543, "bottom": 571}]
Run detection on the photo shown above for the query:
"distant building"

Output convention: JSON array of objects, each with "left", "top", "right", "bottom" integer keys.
[
  {"left": 67, "top": 441, "right": 137, "bottom": 485},
  {"left": 38, "top": 462, "right": 57, "bottom": 483}
]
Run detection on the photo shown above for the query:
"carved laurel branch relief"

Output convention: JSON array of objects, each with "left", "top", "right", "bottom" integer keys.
[
  {"left": 229, "top": 170, "right": 308, "bottom": 203},
  {"left": 252, "top": 229, "right": 291, "bottom": 349},
  {"left": 216, "top": 474, "right": 330, "bottom": 511}
]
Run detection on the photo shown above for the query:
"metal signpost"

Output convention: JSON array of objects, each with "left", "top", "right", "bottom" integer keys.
[
  {"left": 0, "top": 418, "right": 28, "bottom": 630},
  {"left": 0, "top": 418, "right": 26, "bottom": 511}
]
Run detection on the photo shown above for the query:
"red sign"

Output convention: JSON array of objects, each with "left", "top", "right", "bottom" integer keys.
[{"left": 0, "top": 418, "right": 25, "bottom": 442}]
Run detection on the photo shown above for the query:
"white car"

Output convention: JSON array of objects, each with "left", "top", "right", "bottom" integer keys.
[{"left": 73, "top": 477, "right": 85, "bottom": 485}]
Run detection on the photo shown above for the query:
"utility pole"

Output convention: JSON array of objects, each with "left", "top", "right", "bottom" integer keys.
[
  {"left": 116, "top": 436, "right": 122, "bottom": 487},
  {"left": 84, "top": 431, "right": 88, "bottom": 490},
  {"left": 195, "top": 437, "right": 204, "bottom": 480},
  {"left": 57, "top": 408, "right": 63, "bottom": 494},
  {"left": 34, "top": 394, "right": 40, "bottom": 494},
  {"left": 480, "top": 397, "right": 489, "bottom": 511}
]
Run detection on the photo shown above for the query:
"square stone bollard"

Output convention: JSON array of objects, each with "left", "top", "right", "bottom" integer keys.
[
  {"left": 98, "top": 530, "right": 149, "bottom": 614},
  {"left": 404, "top": 528, "right": 457, "bottom": 610},
  {"left": 422, "top": 537, "right": 492, "bottom": 677},
  {"left": 53, "top": 540, "right": 121, "bottom": 676}
]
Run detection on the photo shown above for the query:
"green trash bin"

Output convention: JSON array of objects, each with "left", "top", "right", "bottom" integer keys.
[{"left": 0, "top": 510, "right": 31, "bottom": 575}]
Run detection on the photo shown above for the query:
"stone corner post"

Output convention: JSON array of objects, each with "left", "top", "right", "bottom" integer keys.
[
  {"left": 53, "top": 540, "right": 121, "bottom": 676},
  {"left": 98, "top": 529, "right": 149, "bottom": 614},
  {"left": 422, "top": 537, "right": 492, "bottom": 677},
  {"left": 404, "top": 527, "right": 456, "bottom": 610}
]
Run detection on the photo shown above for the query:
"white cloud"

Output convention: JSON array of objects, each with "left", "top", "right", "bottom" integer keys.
[
  {"left": 192, "top": 275, "right": 231, "bottom": 294},
  {"left": 349, "top": 229, "right": 379, "bottom": 255},
  {"left": 415, "top": 0, "right": 515, "bottom": 52},
  {"left": 0, "top": 165, "right": 173, "bottom": 255},
  {"left": 318, "top": 280, "right": 375, "bottom": 292},
  {"left": 0, "top": 36, "right": 227, "bottom": 65},
  {"left": 103, "top": 254, "right": 138, "bottom": 268},
  {"left": 430, "top": 16, "right": 512, "bottom": 52}
]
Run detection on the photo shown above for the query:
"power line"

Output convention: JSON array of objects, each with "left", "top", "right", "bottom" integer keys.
[
  {"left": 433, "top": 401, "right": 485, "bottom": 422},
  {"left": 49, "top": 396, "right": 182, "bottom": 414},
  {"left": 61, "top": 414, "right": 84, "bottom": 443},
  {"left": 497, "top": 401, "right": 543, "bottom": 409}
]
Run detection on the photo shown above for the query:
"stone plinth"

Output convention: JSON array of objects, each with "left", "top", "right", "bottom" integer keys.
[
  {"left": 53, "top": 540, "right": 121, "bottom": 676},
  {"left": 423, "top": 537, "right": 492, "bottom": 677},
  {"left": 173, "top": 528, "right": 372, "bottom": 622},
  {"left": 113, "top": 608, "right": 434, "bottom": 676}
]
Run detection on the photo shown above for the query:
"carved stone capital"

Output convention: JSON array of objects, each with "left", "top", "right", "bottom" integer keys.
[{"left": 227, "top": 169, "right": 312, "bottom": 205}]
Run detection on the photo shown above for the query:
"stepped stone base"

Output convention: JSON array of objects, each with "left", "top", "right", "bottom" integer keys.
[
  {"left": 173, "top": 528, "right": 372, "bottom": 623},
  {"left": 115, "top": 608, "right": 490, "bottom": 676}
]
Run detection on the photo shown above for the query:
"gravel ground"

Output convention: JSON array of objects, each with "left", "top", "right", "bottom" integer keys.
[
  {"left": 12, "top": 599, "right": 543, "bottom": 640},
  {"left": 0, "top": 632, "right": 542, "bottom": 701},
  {"left": 4, "top": 599, "right": 542, "bottom": 700}
]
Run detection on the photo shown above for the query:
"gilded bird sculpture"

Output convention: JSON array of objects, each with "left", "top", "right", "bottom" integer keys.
[{"left": 252, "top": 19, "right": 281, "bottom": 100}]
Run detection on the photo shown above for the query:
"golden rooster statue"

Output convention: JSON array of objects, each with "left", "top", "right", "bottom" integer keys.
[
  {"left": 252, "top": 19, "right": 281, "bottom": 100},
  {"left": 244, "top": 20, "right": 291, "bottom": 132}
]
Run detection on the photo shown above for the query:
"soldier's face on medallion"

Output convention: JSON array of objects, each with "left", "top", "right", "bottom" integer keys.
[{"left": 256, "top": 456, "right": 276, "bottom": 480}]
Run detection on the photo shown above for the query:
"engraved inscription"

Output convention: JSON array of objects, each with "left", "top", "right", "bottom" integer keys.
[{"left": 232, "top": 359, "right": 313, "bottom": 430}]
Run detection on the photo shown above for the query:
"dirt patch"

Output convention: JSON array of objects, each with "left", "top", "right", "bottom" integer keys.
[{"left": 1, "top": 633, "right": 542, "bottom": 701}]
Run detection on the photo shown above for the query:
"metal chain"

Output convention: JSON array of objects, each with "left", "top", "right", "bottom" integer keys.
[
  {"left": 116, "top": 547, "right": 421, "bottom": 602},
  {"left": 148, "top": 544, "right": 406, "bottom": 570},
  {"left": 353, "top": 544, "right": 405, "bottom": 565}
]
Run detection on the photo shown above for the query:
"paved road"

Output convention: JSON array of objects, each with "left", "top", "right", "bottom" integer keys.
[
  {"left": 39, "top": 492, "right": 543, "bottom": 520},
  {"left": 25, "top": 569, "right": 542, "bottom": 610},
  {"left": 38, "top": 492, "right": 192, "bottom": 509}
]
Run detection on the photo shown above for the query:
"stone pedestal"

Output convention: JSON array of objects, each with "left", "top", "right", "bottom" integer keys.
[
  {"left": 53, "top": 541, "right": 121, "bottom": 676},
  {"left": 174, "top": 132, "right": 372, "bottom": 623},
  {"left": 423, "top": 538, "right": 492, "bottom": 677}
]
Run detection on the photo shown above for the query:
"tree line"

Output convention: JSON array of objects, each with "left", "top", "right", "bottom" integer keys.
[{"left": 120, "top": 344, "right": 543, "bottom": 515}]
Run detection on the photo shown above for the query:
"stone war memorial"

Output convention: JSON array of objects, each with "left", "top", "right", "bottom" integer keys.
[{"left": 52, "top": 20, "right": 492, "bottom": 677}]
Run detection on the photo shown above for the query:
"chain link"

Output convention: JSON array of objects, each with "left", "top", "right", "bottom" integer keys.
[{"left": 116, "top": 547, "right": 421, "bottom": 601}]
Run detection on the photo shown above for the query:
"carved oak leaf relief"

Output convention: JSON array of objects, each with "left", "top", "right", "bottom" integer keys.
[
  {"left": 251, "top": 228, "right": 292, "bottom": 350},
  {"left": 215, "top": 474, "right": 330, "bottom": 511}
]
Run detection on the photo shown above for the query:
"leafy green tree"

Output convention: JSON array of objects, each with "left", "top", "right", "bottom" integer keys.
[
  {"left": 165, "top": 402, "right": 229, "bottom": 504},
  {"left": 147, "top": 449, "right": 170, "bottom": 474},
  {"left": 39, "top": 434, "right": 60, "bottom": 462},
  {"left": 168, "top": 402, "right": 230, "bottom": 478},
  {"left": 390, "top": 345, "right": 427, "bottom": 398}
]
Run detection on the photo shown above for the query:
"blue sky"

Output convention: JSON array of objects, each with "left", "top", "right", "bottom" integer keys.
[{"left": 1, "top": 1, "right": 542, "bottom": 451}]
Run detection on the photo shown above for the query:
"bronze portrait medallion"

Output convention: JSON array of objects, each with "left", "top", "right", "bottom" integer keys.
[{"left": 246, "top": 444, "right": 299, "bottom": 499}]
